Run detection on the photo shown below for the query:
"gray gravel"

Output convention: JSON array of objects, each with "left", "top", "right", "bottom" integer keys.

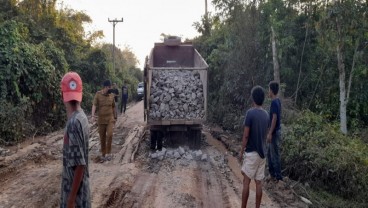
[
  {"left": 150, "top": 146, "right": 208, "bottom": 162},
  {"left": 149, "top": 70, "right": 205, "bottom": 120}
]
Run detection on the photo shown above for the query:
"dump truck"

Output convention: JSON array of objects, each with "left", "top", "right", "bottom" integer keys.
[{"left": 143, "top": 37, "right": 208, "bottom": 150}]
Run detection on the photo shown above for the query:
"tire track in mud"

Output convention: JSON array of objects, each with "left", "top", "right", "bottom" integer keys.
[
  {"left": 0, "top": 103, "right": 140, "bottom": 208},
  {"left": 197, "top": 155, "right": 237, "bottom": 208},
  {"left": 99, "top": 127, "right": 282, "bottom": 208},
  {"left": 0, "top": 133, "right": 61, "bottom": 182},
  {"left": 0, "top": 119, "right": 105, "bottom": 208},
  {"left": 97, "top": 132, "right": 243, "bottom": 208},
  {"left": 0, "top": 101, "right": 283, "bottom": 208},
  {"left": 0, "top": 143, "right": 61, "bottom": 208}
]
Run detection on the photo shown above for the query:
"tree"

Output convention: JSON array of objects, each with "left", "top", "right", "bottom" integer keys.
[
  {"left": 0, "top": 0, "right": 142, "bottom": 142},
  {"left": 318, "top": 0, "right": 368, "bottom": 134},
  {"left": 271, "top": 25, "right": 281, "bottom": 83}
]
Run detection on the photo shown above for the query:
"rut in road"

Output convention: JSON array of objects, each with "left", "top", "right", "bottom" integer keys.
[
  {"left": 99, "top": 141, "right": 243, "bottom": 208},
  {"left": 0, "top": 101, "right": 286, "bottom": 208},
  {"left": 95, "top": 101, "right": 281, "bottom": 208}
]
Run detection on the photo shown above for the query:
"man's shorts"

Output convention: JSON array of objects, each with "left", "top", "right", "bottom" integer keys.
[{"left": 241, "top": 151, "right": 266, "bottom": 181}]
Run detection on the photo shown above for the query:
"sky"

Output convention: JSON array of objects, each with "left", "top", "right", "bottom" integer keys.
[{"left": 60, "top": 0, "right": 214, "bottom": 69}]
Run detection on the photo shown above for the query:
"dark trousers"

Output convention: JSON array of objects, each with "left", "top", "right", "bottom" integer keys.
[
  {"left": 267, "top": 130, "right": 283, "bottom": 180},
  {"left": 150, "top": 131, "right": 163, "bottom": 150},
  {"left": 121, "top": 96, "right": 128, "bottom": 113}
]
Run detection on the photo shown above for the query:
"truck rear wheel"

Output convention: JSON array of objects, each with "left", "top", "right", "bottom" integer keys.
[{"left": 188, "top": 129, "right": 201, "bottom": 150}]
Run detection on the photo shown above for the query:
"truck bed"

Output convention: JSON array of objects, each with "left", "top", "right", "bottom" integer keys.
[{"left": 144, "top": 43, "right": 208, "bottom": 125}]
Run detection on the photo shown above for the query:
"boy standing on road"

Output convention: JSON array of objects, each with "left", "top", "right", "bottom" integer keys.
[
  {"left": 60, "top": 72, "right": 91, "bottom": 208},
  {"left": 267, "top": 81, "right": 283, "bottom": 181},
  {"left": 91, "top": 80, "right": 116, "bottom": 162},
  {"left": 240, "top": 86, "right": 269, "bottom": 208}
]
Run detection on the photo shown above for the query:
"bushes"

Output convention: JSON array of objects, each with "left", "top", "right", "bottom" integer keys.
[
  {"left": 283, "top": 110, "right": 368, "bottom": 203},
  {"left": 0, "top": 3, "right": 143, "bottom": 145},
  {"left": 0, "top": 20, "right": 67, "bottom": 144},
  {"left": 0, "top": 98, "right": 34, "bottom": 144},
  {"left": 80, "top": 83, "right": 95, "bottom": 113}
]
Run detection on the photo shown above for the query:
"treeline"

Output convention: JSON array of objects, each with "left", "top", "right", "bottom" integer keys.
[
  {"left": 193, "top": 0, "right": 367, "bottom": 206},
  {"left": 194, "top": 0, "right": 367, "bottom": 133},
  {"left": 0, "top": 0, "right": 142, "bottom": 143}
]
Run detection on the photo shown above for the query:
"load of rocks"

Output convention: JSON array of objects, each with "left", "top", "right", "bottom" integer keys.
[
  {"left": 149, "top": 147, "right": 208, "bottom": 162},
  {"left": 149, "top": 70, "right": 205, "bottom": 120}
]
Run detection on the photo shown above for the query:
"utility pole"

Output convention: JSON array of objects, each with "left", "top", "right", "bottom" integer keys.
[
  {"left": 205, "top": 0, "right": 208, "bottom": 18},
  {"left": 204, "top": 0, "right": 210, "bottom": 36},
  {"left": 108, "top": 18, "right": 123, "bottom": 72}
]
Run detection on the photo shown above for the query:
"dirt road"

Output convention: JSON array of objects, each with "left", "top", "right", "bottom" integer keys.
[{"left": 0, "top": 101, "right": 283, "bottom": 208}]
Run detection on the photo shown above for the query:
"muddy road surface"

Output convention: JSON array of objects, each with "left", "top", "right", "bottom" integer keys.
[{"left": 0, "top": 101, "right": 284, "bottom": 208}]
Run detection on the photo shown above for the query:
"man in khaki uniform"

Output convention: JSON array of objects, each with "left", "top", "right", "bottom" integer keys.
[{"left": 91, "top": 80, "right": 116, "bottom": 162}]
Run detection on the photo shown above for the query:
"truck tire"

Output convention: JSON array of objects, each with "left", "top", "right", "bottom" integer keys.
[
  {"left": 189, "top": 129, "right": 201, "bottom": 150},
  {"left": 150, "top": 130, "right": 157, "bottom": 150},
  {"left": 157, "top": 131, "right": 163, "bottom": 150}
]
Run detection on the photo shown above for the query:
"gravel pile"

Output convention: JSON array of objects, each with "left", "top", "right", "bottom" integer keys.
[
  {"left": 149, "top": 147, "right": 208, "bottom": 161},
  {"left": 149, "top": 70, "right": 205, "bottom": 120}
]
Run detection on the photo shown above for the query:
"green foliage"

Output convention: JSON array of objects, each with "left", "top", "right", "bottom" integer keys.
[
  {"left": 0, "top": 20, "right": 67, "bottom": 137},
  {"left": 314, "top": 0, "right": 368, "bottom": 132},
  {"left": 306, "top": 188, "right": 367, "bottom": 208},
  {"left": 0, "top": 0, "right": 18, "bottom": 21},
  {"left": 194, "top": 0, "right": 368, "bottom": 204},
  {"left": 80, "top": 83, "right": 95, "bottom": 114},
  {"left": 99, "top": 44, "right": 142, "bottom": 101},
  {"left": 194, "top": 0, "right": 368, "bottom": 129},
  {"left": 0, "top": 0, "right": 142, "bottom": 144},
  {"left": 0, "top": 98, "right": 33, "bottom": 144},
  {"left": 76, "top": 48, "right": 109, "bottom": 89},
  {"left": 283, "top": 111, "right": 368, "bottom": 203},
  {"left": 194, "top": 2, "right": 266, "bottom": 131}
]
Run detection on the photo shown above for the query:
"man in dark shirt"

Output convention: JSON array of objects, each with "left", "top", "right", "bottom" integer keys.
[
  {"left": 267, "top": 81, "right": 283, "bottom": 181},
  {"left": 121, "top": 84, "right": 128, "bottom": 113},
  {"left": 60, "top": 72, "right": 91, "bottom": 208},
  {"left": 110, "top": 83, "right": 119, "bottom": 119},
  {"left": 240, "top": 86, "right": 269, "bottom": 208}
]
